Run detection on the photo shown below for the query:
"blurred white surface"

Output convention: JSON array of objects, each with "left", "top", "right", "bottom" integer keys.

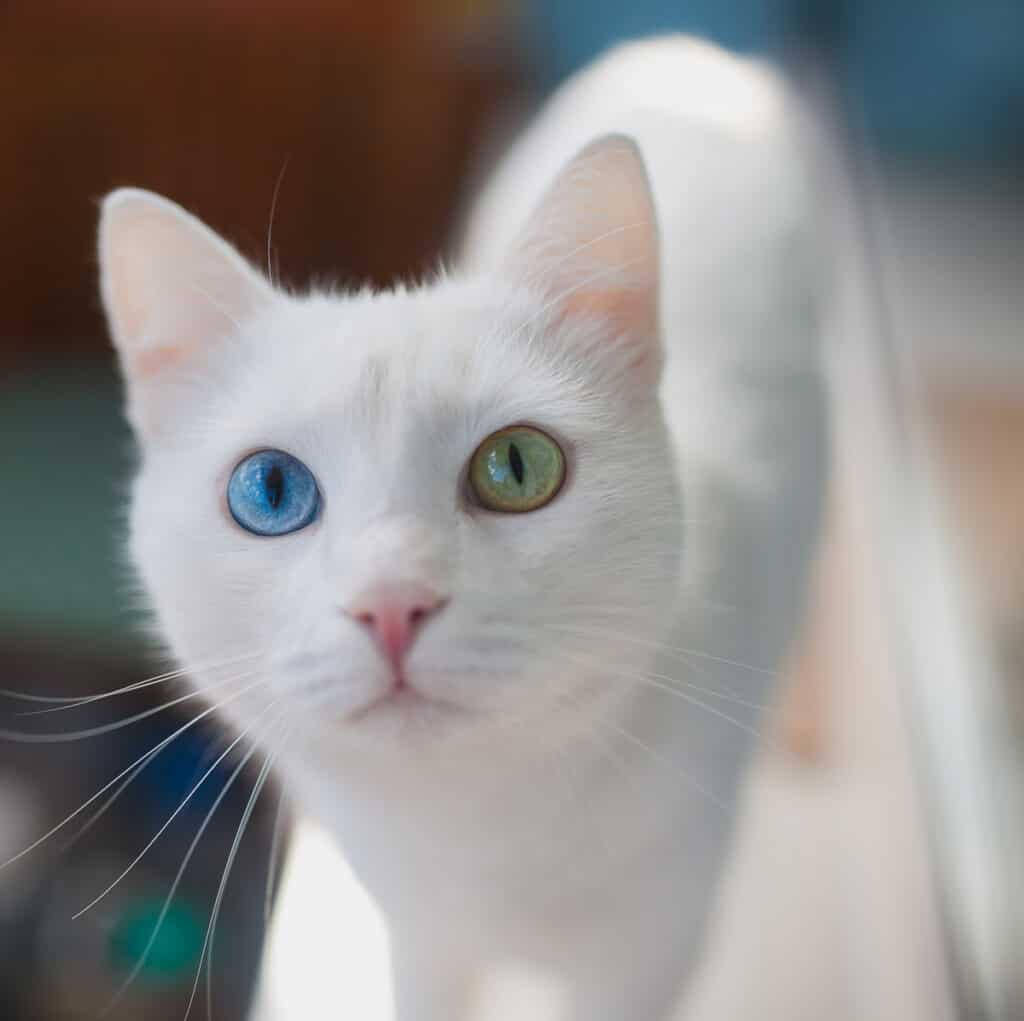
[
  {"left": 0, "top": 772, "right": 42, "bottom": 912},
  {"left": 252, "top": 818, "right": 392, "bottom": 1020}
]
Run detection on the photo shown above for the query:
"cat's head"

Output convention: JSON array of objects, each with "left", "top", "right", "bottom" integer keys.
[{"left": 99, "top": 138, "right": 682, "bottom": 774}]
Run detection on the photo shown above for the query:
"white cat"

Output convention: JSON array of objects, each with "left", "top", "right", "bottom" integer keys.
[{"left": 99, "top": 36, "right": 825, "bottom": 1021}]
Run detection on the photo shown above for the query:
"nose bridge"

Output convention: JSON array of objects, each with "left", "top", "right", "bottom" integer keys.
[
  {"left": 323, "top": 404, "right": 459, "bottom": 595},
  {"left": 342, "top": 512, "right": 454, "bottom": 597}
]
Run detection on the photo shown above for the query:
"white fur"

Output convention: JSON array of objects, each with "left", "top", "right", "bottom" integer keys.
[{"left": 99, "top": 37, "right": 825, "bottom": 1021}]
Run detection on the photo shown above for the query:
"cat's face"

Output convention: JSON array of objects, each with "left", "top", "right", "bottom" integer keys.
[{"left": 101, "top": 139, "right": 682, "bottom": 772}]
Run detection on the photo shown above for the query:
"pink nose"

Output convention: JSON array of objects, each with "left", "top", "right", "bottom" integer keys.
[{"left": 344, "top": 583, "right": 447, "bottom": 666}]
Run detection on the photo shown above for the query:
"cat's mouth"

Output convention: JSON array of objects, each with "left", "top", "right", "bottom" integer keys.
[{"left": 347, "top": 677, "right": 466, "bottom": 724}]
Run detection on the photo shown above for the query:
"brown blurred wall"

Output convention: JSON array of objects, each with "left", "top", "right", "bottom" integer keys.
[{"left": 0, "top": 2, "right": 519, "bottom": 359}]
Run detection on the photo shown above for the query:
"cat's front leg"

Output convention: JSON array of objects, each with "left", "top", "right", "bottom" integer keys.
[
  {"left": 556, "top": 931, "right": 700, "bottom": 1021},
  {"left": 389, "top": 934, "right": 477, "bottom": 1021},
  {"left": 559, "top": 964, "right": 691, "bottom": 1021},
  {"left": 543, "top": 875, "right": 708, "bottom": 1021}
]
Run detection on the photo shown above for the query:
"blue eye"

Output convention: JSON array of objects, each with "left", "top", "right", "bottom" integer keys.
[{"left": 227, "top": 449, "right": 320, "bottom": 536}]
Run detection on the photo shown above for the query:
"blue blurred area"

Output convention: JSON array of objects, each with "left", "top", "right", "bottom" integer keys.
[
  {"left": 119, "top": 720, "right": 239, "bottom": 828},
  {"left": 523, "top": 0, "right": 1024, "bottom": 166},
  {"left": 842, "top": 0, "right": 1024, "bottom": 162},
  {"left": 525, "top": 0, "right": 791, "bottom": 77}
]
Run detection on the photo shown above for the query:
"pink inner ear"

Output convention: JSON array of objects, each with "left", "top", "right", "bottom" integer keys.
[
  {"left": 559, "top": 287, "right": 660, "bottom": 378},
  {"left": 107, "top": 249, "right": 146, "bottom": 344},
  {"left": 132, "top": 341, "right": 196, "bottom": 379},
  {"left": 562, "top": 287, "right": 652, "bottom": 332}
]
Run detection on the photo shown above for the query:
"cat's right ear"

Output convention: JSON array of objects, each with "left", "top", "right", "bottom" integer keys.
[
  {"left": 98, "top": 189, "right": 273, "bottom": 442},
  {"left": 501, "top": 135, "right": 661, "bottom": 393}
]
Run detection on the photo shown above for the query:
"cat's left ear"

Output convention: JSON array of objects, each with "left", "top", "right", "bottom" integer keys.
[
  {"left": 504, "top": 134, "right": 661, "bottom": 390},
  {"left": 98, "top": 188, "right": 274, "bottom": 442}
]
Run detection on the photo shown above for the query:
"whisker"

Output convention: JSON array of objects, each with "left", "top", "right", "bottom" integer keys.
[
  {"left": 73, "top": 702, "right": 279, "bottom": 919},
  {"left": 473, "top": 616, "right": 754, "bottom": 704},
  {"left": 601, "top": 721, "right": 728, "bottom": 813},
  {"left": 264, "top": 773, "right": 291, "bottom": 925},
  {"left": 0, "top": 677, "right": 179, "bottom": 707},
  {"left": 15, "top": 652, "right": 263, "bottom": 716},
  {"left": 0, "top": 650, "right": 260, "bottom": 707},
  {"left": 553, "top": 650, "right": 765, "bottom": 740},
  {"left": 0, "top": 669, "right": 259, "bottom": 743},
  {"left": 540, "top": 622, "right": 776, "bottom": 676},
  {"left": 103, "top": 734, "right": 271, "bottom": 1014},
  {"left": 266, "top": 157, "right": 290, "bottom": 289},
  {"left": 198, "top": 744, "right": 280, "bottom": 1021},
  {"left": 61, "top": 747, "right": 160, "bottom": 855},
  {"left": 0, "top": 675, "right": 270, "bottom": 871},
  {"left": 555, "top": 648, "right": 772, "bottom": 713}
]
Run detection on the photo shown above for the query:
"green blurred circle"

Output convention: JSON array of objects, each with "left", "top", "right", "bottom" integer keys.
[{"left": 108, "top": 898, "right": 205, "bottom": 984}]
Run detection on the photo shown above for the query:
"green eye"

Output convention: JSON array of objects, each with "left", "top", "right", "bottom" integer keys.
[{"left": 469, "top": 426, "right": 566, "bottom": 513}]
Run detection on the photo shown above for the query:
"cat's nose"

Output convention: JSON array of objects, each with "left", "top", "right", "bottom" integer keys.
[{"left": 343, "top": 583, "right": 447, "bottom": 667}]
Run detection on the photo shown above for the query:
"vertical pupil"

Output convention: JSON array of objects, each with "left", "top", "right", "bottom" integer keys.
[
  {"left": 508, "top": 442, "right": 525, "bottom": 486},
  {"left": 265, "top": 465, "right": 285, "bottom": 509}
]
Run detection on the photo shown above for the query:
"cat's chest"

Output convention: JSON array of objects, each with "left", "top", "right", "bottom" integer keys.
[{"left": 288, "top": 741, "right": 695, "bottom": 914}]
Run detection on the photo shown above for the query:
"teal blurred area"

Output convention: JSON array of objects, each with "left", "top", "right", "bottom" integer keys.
[{"left": 0, "top": 360, "right": 141, "bottom": 653}]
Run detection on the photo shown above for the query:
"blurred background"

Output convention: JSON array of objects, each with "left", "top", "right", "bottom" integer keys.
[{"left": 0, "top": 1, "right": 1021, "bottom": 1019}]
